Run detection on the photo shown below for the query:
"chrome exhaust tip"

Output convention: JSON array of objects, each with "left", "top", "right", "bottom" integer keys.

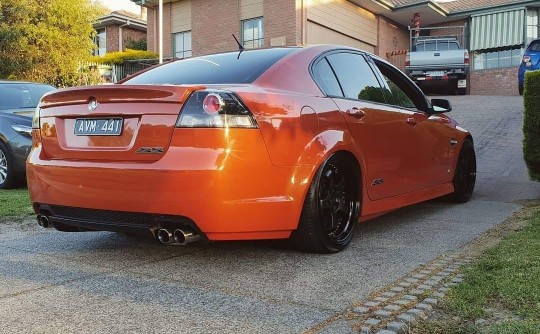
[
  {"left": 37, "top": 215, "right": 50, "bottom": 228},
  {"left": 157, "top": 229, "right": 174, "bottom": 244},
  {"left": 173, "top": 228, "right": 201, "bottom": 245}
]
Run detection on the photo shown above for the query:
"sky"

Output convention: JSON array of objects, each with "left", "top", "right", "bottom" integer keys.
[{"left": 100, "top": 0, "right": 141, "bottom": 13}]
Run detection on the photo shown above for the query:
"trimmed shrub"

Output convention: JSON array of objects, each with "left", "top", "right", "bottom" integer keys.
[
  {"left": 523, "top": 70, "right": 540, "bottom": 181},
  {"left": 90, "top": 49, "right": 158, "bottom": 65}
]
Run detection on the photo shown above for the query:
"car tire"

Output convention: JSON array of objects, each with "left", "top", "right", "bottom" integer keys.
[
  {"left": 290, "top": 152, "right": 361, "bottom": 253},
  {"left": 447, "top": 139, "right": 476, "bottom": 203},
  {"left": 519, "top": 84, "right": 524, "bottom": 96},
  {"left": 0, "top": 141, "right": 15, "bottom": 190}
]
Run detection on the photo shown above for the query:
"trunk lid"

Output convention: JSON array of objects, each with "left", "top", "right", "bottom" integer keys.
[{"left": 38, "top": 85, "right": 198, "bottom": 162}]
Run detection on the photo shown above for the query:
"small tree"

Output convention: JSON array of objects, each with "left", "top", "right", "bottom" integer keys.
[
  {"left": 0, "top": 0, "right": 105, "bottom": 87},
  {"left": 523, "top": 70, "right": 540, "bottom": 181},
  {"left": 125, "top": 37, "right": 147, "bottom": 51}
]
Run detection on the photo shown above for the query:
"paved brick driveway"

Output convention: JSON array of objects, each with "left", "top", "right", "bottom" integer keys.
[{"left": 0, "top": 95, "right": 538, "bottom": 334}]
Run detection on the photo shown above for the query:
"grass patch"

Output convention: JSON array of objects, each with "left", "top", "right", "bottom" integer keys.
[
  {"left": 0, "top": 188, "right": 33, "bottom": 218},
  {"left": 414, "top": 207, "right": 540, "bottom": 333}
]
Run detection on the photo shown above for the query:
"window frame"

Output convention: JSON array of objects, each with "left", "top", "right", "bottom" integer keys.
[
  {"left": 241, "top": 17, "right": 264, "bottom": 49},
  {"left": 369, "top": 57, "right": 429, "bottom": 112},
  {"left": 172, "top": 30, "right": 192, "bottom": 59}
]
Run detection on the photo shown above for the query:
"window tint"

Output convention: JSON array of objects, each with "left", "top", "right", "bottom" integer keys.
[
  {"left": 373, "top": 60, "right": 426, "bottom": 111},
  {"left": 326, "top": 53, "right": 385, "bottom": 103},
  {"left": 312, "top": 58, "right": 343, "bottom": 97},
  {"left": 124, "top": 48, "right": 297, "bottom": 85},
  {"left": 527, "top": 40, "right": 540, "bottom": 51}
]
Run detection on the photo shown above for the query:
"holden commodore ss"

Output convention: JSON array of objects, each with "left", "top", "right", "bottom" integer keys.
[{"left": 27, "top": 45, "right": 476, "bottom": 253}]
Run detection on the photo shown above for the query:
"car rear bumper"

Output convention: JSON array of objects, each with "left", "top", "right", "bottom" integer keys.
[{"left": 27, "top": 128, "right": 315, "bottom": 241}]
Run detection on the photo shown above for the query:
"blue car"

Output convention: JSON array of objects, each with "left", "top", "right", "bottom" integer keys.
[{"left": 518, "top": 39, "right": 540, "bottom": 95}]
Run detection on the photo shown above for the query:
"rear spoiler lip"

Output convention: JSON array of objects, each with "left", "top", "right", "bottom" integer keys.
[{"left": 38, "top": 84, "right": 206, "bottom": 109}]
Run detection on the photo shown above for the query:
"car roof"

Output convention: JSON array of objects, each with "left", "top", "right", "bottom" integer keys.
[{"left": 0, "top": 80, "right": 53, "bottom": 86}]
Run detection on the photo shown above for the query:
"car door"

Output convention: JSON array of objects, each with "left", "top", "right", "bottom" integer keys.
[
  {"left": 313, "top": 51, "right": 416, "bottom": 201},
  {"left": 370, "top": 58, "right": 457, "bottom": 190}
]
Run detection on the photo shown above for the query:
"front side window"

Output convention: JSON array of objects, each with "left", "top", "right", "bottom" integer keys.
[
  {"left": 373, "top": 59, "right": 426, "bottom": 111},
  {"left": 242, "top": 17, "right": 264, "bottom": 49},
  {"left": 326, "top": 52, "right": 385, "bottom": 104},
  {"left": 0, "top": 84, "right": 55, "bottom": 111},
  {"left": 173, "top": 31, "right": 192, "bottom": 59}
]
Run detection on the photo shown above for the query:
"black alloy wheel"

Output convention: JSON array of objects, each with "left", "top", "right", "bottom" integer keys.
[
  {"left": 291, "top": 152, "right": 361, "bottom": 253},
  {"left": 448, "top": 139, "right": 476, "bottom": 203},
  {"left": 0, "top": 141, "right": 15, "bottom": 189}
]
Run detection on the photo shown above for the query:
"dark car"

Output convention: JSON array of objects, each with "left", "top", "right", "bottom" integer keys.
[
  {"left": 518, "top": 38, "right": 540, "bottom": 95},
  {"left": 0, "top": 81, "right": 55, "bottom": 189}
]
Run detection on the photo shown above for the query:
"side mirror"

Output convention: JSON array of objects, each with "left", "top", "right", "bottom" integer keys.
[{"left": 430, "top": 98, "right": 452, "bottom": 113}]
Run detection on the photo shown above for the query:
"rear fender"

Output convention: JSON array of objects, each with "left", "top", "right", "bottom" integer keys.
[{"left": 285, "top": 129, "right": 367, "bottom": 225}]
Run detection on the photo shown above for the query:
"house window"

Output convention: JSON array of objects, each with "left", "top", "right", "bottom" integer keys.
[
  {"left": 472, "top": 47, "right": 522, "bottom": 70},
  {"left": 173, "top": 31, "right": 192, "bottom": 59},
  {"left": 527, "top": 9, "right": 538, "bottom": 44},
  {"left": 95, "top": 28, "right": 106, "bottom": 56},
  {"left": 242, "top": 17, "right": 264, "bottom": 48}
]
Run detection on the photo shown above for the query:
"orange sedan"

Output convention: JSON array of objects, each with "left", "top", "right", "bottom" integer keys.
[{"left": 27, "top": 45, "right": 476, "bottom": 253}]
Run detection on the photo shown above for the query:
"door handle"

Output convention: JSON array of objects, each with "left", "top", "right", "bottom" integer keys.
[
  {"left": 406, "top": 117, "right": 417, "bottom": 125},
  {"left": 346, "top": 108, "right": 366, "bottom": 118}
]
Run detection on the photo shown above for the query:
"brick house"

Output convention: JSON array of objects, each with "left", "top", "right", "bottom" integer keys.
[
  {"left": 93, "top": 10, "right": 148, "bottom": 56},
  {"left": 130, "top": 0, "right": 540, "bottom": 95}
]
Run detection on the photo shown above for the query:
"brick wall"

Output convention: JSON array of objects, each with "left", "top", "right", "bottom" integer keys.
[
  {"left": 145, "top": 4, "right": 172, "bottom": 57},
  {"left": 122, "top": 28, "right": 147, "bottom": 50},
  {"left": 106, "top": 26, "right": 119, "bottom": 53},
  {"left": 376, "top": 16, "right": 409, "bottom": 70},
  {"left": 192, "top": 0, "right": 240, "bottom": 56},
  {"left": 469, "top": 67, "right": 519, "bottom": 96},
  {"left": 427, "top": 19, "right": 467, "bottom": 46},
  {"left": 147, "top": 7, "right": 156, "bottom": 53},
  {"left": 264, "top": 0, "right": 302, "bottom": 47}
]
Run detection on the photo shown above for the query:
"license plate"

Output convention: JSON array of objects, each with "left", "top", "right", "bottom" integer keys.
[
  {"left": 427, "top": 71, "right": 445, "bottom": 77},
  {"left": 74, "top": 118, "right": 123, "bottom": 136}
]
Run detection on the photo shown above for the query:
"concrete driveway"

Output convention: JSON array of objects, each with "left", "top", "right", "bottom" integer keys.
[{"left": 0, "top": 96, "right": 538, "bottom": 334}]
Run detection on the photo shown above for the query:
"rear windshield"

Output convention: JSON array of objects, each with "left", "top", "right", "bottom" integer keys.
[
  {"left": 413, "top": 41, "right": 460, "bottom": 52},
  {"left": 123, "top": 48, "right": 298, "bottom": 85},
  {"left": 527, "top": 40, "right": 540, "bottom": 52}
]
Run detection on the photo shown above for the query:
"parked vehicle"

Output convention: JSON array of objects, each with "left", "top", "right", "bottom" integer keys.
[
  {"left": 518, "top": 38, "right": 540, "bottom": 95},
  {"left": 406, "top": 36, "right": 469, "bottom": 94},
  {"left": 27, "top": 45, "right": 476, "bottom": 253},
  {"left": 0, "top": 81, "right": 55, "bottom": 189}
]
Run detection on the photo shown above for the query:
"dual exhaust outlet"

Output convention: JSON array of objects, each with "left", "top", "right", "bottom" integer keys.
[
  {"left": 37, "top": 214, "right": 200, "bottom": 246},
  {"left": 157, "top": 228, "right": 200, "bottom": 246}
]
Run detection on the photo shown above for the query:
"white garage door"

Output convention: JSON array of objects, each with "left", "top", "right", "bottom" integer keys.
[{"left": 306, "top": 21, "right": 375, "bottom": 53}]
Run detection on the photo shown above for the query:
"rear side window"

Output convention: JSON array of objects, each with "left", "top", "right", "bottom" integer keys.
[
  {"left": 124, "top": 48, "right": 298, "bottom": 85},
  {"left": 326, "top": 53, "right": 385, "bottom": 104},
  {"left": 312, "top": 58, "right": 343, "bottom": 97},
  {"left": 527, "top": 40, "right": 540, "bottom": 52}
]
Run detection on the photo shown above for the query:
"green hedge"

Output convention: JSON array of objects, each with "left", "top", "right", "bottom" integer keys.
[
  {"left": 89, "top": 49, "right": 158, "bottom": 65},
  {"left": 523, "top": 70, "right": 540, "bottom": 181}
]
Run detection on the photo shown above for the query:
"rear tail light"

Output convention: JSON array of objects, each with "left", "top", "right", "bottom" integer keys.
[
  {"left": 31, "top": 107, "right": 41, "bottom": 147},
  {"left": 405, "top": 52, "right": 410, "bottom": 67},
  {"left": 176, "top": 90, "right": 258, "bottom": 128},
  {"left": 464, "top": 51, "right": 469, "bottom": 65},
  {"left": 523, "top": 55, "right": 531, "bottom": 63}
]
